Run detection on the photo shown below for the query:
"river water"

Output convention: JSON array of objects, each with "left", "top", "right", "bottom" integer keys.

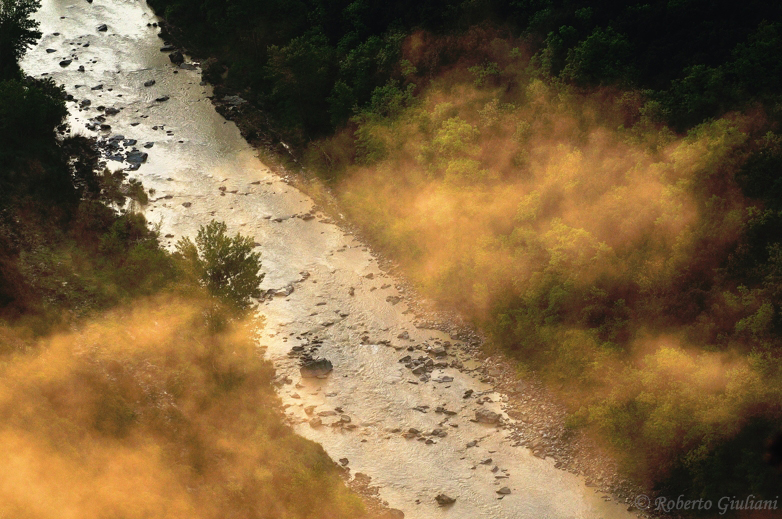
[{"left": 22, "top": 1, "right": 638, "bottom": 518}]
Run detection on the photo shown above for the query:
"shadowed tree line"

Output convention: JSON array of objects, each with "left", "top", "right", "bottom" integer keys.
[{"left": 149, "top": 0, "right": 782, "bottom": 140}]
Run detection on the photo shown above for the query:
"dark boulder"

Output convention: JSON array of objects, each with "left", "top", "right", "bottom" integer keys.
[
  {"left": 300, "top": 358, "right": 333, "bottom": 378},
  {"left": 168, "top": 51, "right": 184, "bottom": 65}
]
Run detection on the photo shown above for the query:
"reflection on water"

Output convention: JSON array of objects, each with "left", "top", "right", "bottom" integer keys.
[{"left": 22, "top": 1, "right": 637, "bottom": 518}]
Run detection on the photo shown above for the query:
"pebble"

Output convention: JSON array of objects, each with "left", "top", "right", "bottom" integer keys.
[
  {"left": 435, "top": 494, "right": 456, "bottom": 506},
  {"left": 475, "top": 408, "right": 501, "bottom": 424}
]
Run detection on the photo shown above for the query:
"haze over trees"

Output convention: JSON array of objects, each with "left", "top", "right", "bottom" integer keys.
[{"left": 151, "top": 0, "right": 782, "bottom": 508}]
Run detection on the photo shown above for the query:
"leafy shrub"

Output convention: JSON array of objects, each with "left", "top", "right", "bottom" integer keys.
[{"left": 176, "top": 221, "right": 263, "bottom": 310}]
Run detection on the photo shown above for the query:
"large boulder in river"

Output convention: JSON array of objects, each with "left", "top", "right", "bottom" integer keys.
[
  {"left": 168, "top": 51, "right": 184, "bottom": 65},
  {"left": 475, "top": 408, "right": 501, "bottom": 424},
  {"left": 300, "top": 358, "right": 333, "bottom": 378}
]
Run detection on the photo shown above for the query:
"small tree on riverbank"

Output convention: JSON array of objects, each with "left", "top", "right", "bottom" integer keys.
[{"left": 176, "top": 220, "right": 263, "bottom": 310}]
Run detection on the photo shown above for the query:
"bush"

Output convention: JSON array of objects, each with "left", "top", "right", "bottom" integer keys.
[{"left": 176, "top": 220, "right": 263, "bottom": 310}]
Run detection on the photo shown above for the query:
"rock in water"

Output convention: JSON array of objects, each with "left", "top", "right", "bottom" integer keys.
[
  {"left": 475, "top": 408, "right": 501, "bottom": 424},
  {"left": 435, "top": 494, "right": 456, "bottom": 506},
  {"left": 168, "top": 51, "right": 184, "bottom": 65},
  {"left": 126, "top": 151, "right": 148, "bottom": 164},
  {"left": 274, "top": 284, "right": 294, "bottom": 297},
  {"left": 300, "top": 358, "right": 333, "bottom": 378}
]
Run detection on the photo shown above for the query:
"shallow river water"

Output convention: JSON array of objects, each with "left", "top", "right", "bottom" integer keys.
[{"left": 22, "top": 2, "right": 638, "bottom": 518}]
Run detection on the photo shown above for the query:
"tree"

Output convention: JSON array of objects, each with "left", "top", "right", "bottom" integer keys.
[
  {"left": 0, "top": 0, "right": 42, "bottom": 80},
  {"left": 176, "top": 221, "right": 264, "bottom": 310}
]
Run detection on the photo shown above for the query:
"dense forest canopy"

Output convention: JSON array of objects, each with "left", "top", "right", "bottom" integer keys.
[{"left": 149, "top": 0, "right": 782, "bottom": 138}]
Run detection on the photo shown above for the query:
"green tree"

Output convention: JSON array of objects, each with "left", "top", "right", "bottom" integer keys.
[
  {"left": 176, "top": 221, "right": 264, "bottom": 310},
  {"left": 562, "top": 26, "right": 633, "bottom": 86},
  {"left": 0, "top": 0, "right": 42, "bottom": 80}
]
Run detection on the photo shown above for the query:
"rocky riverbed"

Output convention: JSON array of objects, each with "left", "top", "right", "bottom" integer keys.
[{"left": 22, "top": 1, "right": 645, "bottom": 518}]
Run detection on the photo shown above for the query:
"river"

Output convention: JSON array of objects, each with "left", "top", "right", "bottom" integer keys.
[{"left": 21, "top": 1, "right": 638, "bottom": 518}]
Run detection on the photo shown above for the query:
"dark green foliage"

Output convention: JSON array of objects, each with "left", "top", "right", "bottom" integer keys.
[
  {"left": 146, "top": 0, "right": 481, "bottom": 140},
  {"left": 261, "top": 29, "right": 337, "bottom": 136},
  {"left": 0, "top": 4, "right": 174, "bottom": 326},
  {"left": 176, "top": 221, "right": 264, "bottom": 310},
  {"left": 0, "top": 78, "right": 67, "bottom": 160},
  {"left": 0, "top": 0, "right": 41, "bottom": 80},
  {"left": 658, "top": 419, "right": 782, "bottom": 511},
  {"left": 561, "top": 27, "right": 633, "bottom": 86}
]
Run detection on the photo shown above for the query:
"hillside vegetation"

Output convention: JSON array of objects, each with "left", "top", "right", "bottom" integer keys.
[
  {"left": 0, "top": 2, "right": 373, "bottom": 517},
  {"left": 0, "top": 296, "right": 365, "bottom": 519},
  {"left": 147, "top": 0, "right": 782, "bottom": 508}
]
